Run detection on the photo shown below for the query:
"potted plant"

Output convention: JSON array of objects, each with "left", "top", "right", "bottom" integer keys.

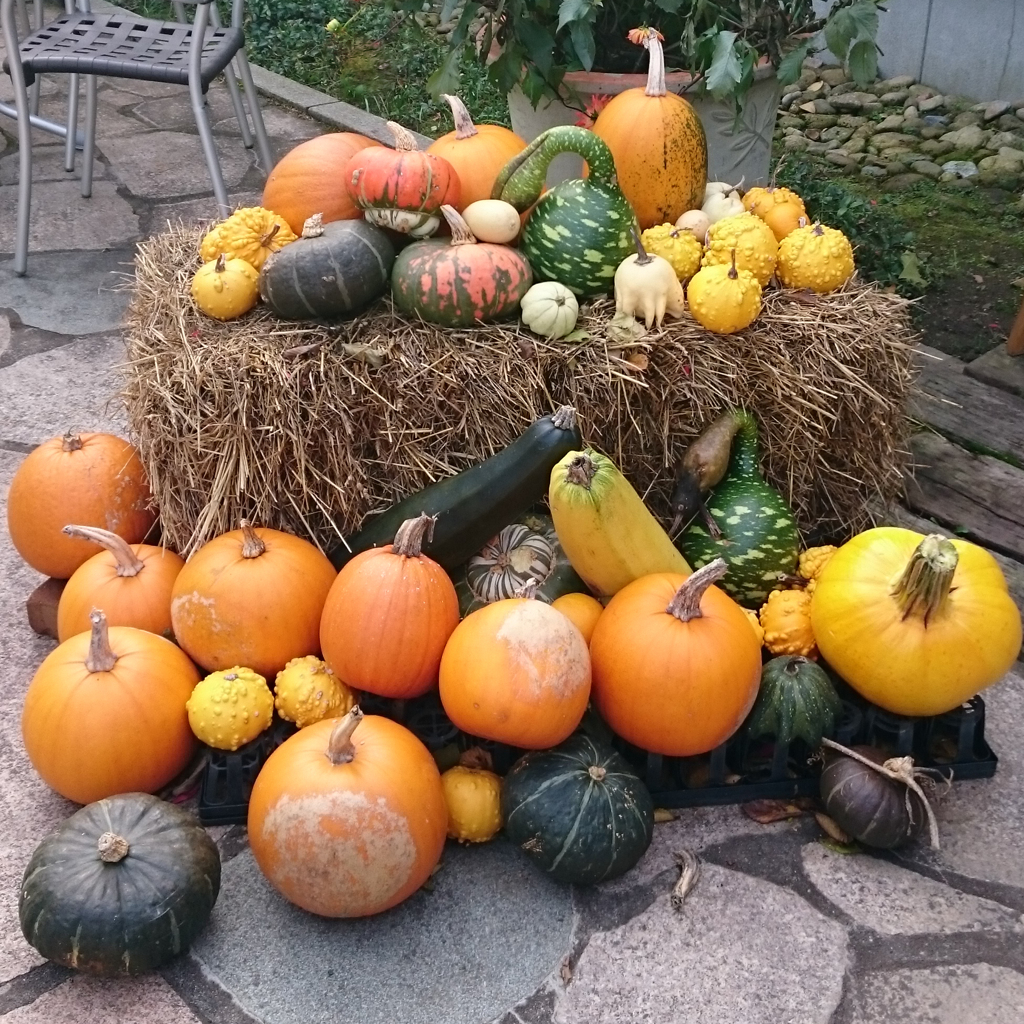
[{"left": 425, "top": 0, "right": 889, "bottom": 185}]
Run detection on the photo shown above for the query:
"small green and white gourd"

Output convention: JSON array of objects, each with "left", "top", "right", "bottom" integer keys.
[{"left": 520, "top": 282, "right": 579, "bottom": 339}]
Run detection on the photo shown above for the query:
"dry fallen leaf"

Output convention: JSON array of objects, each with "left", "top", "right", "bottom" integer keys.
[
  {"left": 671, "top": 849, "right": 701, "bottom": 911},
  {"left": 1012, "top": 277, "right": 1024, "bottom": 289},
  {"left": 815, "top": 812, "right": 853, "bottom": 844},
  {"left": 560, "top": 957, "right": 573, "bottom": 986},
  {"left": 973, "top": 274, "right": 985, "bottom": 284},
  {"left": 799, "top": 101, "right": 817, "bottom": 113},
  {"left": 653, "top": 808, "right": 679, "bottom": 823},
  {"left": 742, "top": 798, "right": 808, "bottom": 824},
  {"left": 627, "top": 351, "right": 650, "bottom": 370}
]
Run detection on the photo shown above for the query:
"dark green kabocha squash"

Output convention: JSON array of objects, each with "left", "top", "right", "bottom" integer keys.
[
  {"left": 745, "top": 655, "right": 842, "bottom": 748},
  {"left": 502, "top": 733, "right": 654, "bottom": 885},
  {"left": 20, "top": 793, "right": 221, "bottom": 976}
]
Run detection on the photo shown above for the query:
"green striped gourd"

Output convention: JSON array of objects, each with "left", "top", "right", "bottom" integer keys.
[
  {"left": 675, "top": 410, "right": 798, "bottom": 607},
  {"left": 492, "top": 127, "right": 638, "bottom": 299}
]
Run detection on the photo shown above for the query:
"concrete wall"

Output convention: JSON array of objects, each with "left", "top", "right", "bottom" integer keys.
[{"left": 813, "top": 0, "right": 1024, "bottom": 102}]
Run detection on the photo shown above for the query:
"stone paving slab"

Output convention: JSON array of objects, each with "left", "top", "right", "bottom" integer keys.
[{"left": 0, "top": 148, "right": 105, "bottom": 187}]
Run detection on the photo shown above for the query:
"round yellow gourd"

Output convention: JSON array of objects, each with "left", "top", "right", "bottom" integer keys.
[
  {"left": 191, "top": 255, "right": 260, "bottom": 321},
  {"left": 759, "top": 589, "right": 816, "bottom": 657},
  {"left": 441, "top": 763, "right": 502, "bottom": 843},
  {"left": 186, "top": 666, "right": 274, "bottom": 750},
  {"left": 702, "top": 212, "right": 778, "bottom": 286},
  {"left": 273, "top": 655, "right": 355, "bottom": 729},
  {"left": 686, "top": 257, "right": 762, "bottom": 335},
  {"left": 200, "top": 206, "right": 298, "bottom": 270},
  {"left": 461, "top": 199, "right": 521, "bottom": 244},
  {"left": 778, "top": 222, "right": 855, "bottom": 293},
  {"left": 742, "top": 186, "right": 805, "bottom": 218},
  {"left": 798, "top": 545, "right": 837, "bottom": 581},
  {"left": 744, "top": 608, "right": 765, "bottom": 646},
  {"left": 639, "top": 224, "right": 703, "bottom": 280},
  {"left": 520, "top": 281, "right": 579, "bottom": 339}
]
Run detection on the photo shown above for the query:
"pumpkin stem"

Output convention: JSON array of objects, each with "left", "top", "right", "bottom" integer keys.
[
  {"left": 327, "top": 705, "right": 364, "bottom": 765},
  {"left": 638, "top": 29, "right": 668, "bottom": 98},
  {"left": 239, "top": 520, "right": 267, "bottom": 559},
  {"left": 442, "top": 94, "right": 478, "bottom": 140},
  {"left": 784, "top": 655, "right": 809, "bottom": 675},
  {"left": 214, "top": 253, "right": 227, "bottom": 273},
  {"left": 514, "top": 577, "right": 539, "bottom": 600},
  {"left": 260, "top": 222, "right": 281, "bottom": 247},
  {"left": 587, "top": 765, "right": 607, "bottom": 782},
  {"left": 302, "top": 213, "right": 325, "bottom": 238},
  {"left": 62, "top": 525, "right": 145, "bottom": 577},
  {"left": 61, "top": 430, "right": 84, "bottom": 452},
  {"left": 821, "top": 738, "right": 942, "bottom": 850},
  {"left": 441, "top": 205, "right": 477, "bottom": 245},
  {"left": 392, "top": 513, "right": 436, "bottom": 557},
  {"left": 891, "top": 534, "right": 958, "bottom": 624},
  {"left": 551, "top": 406, "right": 577, "bottom": 431},
  {"left": 460, "top": 746, "right": 494, "bottom": 771},
  {"left": 565, "top": 453, "right": 597, "bottom": 490},
  {"left": 84, "top": 609, "right": 118, "bottom": 673},
  {"left": 630, "top": 227, "right": 654, "bottom": 266},
  {"left": 387, "top": 121, "right": 419, "bottom": 152},
  {"left": 97, "top": 831, "right": 129, "bottom": 863},
  {"left": 798, "top": 216, "right": 808, "bottom": 229},
  {"left": 728, "top": 248, "right": 739, "bottom": 280},
  {"left": 812, "top": 223, "right": 825, "bottom": 236},
  {"left": 666, "top": 559, "right": 728, "bottom": 622}
]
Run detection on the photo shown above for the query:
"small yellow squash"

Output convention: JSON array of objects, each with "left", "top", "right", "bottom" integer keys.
[
  {"left": 191, "top": 254, "right": 260, "bottom": 320},
  {"left": 778, "top": 222, "right": 855, "bottom": 293},
  {"left": 702, "top": 212, "right": 778, "bottom": 286},
  {"left": 759, "top": 589, "right": 816, "bottom": 657},
  {"left": 686, "top": 252, "right": 762, "bottom": 335},
  {"left": 614, "top": 233, "right": 686, "bottom": 329},
  {"left": 461, "top": 199, "right": 521, "bottom": 244},
  {"left": 742, "top": 186, "right": 805, "bottom": 218},
  {"left": 186, "top": 666, "right": 274, "bottom": 750},
  {"left": 798, "top": 545, "right": 837, "bottom": 581},
  {"left": 744, "top": 608, "right": 765, "bottom": 646},
  {"left": 273, "top": 655, "right": 355, "bottom": 729},
  {"left": 441, "top": 751, "right": 502, "bottom": 843},
  {"left": 639, "top": 223, "right": 703, "bottom": 280},
  {"left": 200, "top": 206, "right": 297, "bottom": 270}
]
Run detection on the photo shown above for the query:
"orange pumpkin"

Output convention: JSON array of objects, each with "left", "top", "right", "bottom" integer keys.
[
  {"left": 761, "top": 202, "right": 807, "bottom": 242},
  {"left": 552, "top": 592, "right": 604, "bottom": 644},
  {"left": 742, "top": 186, "right": 805, "bottom": 219},
  {"left": 591, "top": 29, "right": 707, "bottom": 230},
  {"left": 427, "top": 94, "right": 527, "bottom": 209},
  {"left": 22, "top": 610, "right": 199, "bottom": 804},
  {"left": 170, "top": 522, "right": 335, "bottom": 679},
  {"left": 590, "top": 561, "right": 762, "bottom": 756},
  {"left": 7, "top": 431, "right": 156, "bottom": 579},
  {"left": 261, "top": 132, "right": 381, "bottom": 234},
  {"left": 320, "top": 515, "right": 459, "bottom": 699},
  {"left": 345, "top": 121, "right": 461, "bottom": 236},
  {"left": 248, "top": 708, "right": 447, "bottom": 917},
  {"left": 56, "top": 525, "right": 185, "bottom": 642},
  {"left": 439, "top": 584, "right": 592, "bottom": 748}
]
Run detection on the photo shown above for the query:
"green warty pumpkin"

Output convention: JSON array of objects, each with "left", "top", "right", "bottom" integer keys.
[{"left": 745, "top": 655, "right": 841, "bottom": 747}]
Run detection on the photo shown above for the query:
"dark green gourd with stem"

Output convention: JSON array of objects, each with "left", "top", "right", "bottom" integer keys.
[
  {"left": 672, "top": 409, "right": 799, "bottom": 608},
  {"left": 493, "top": 126, "right": 638, "bottom": 298}
]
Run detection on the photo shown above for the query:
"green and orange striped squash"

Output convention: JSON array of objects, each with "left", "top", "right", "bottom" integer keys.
[{"left": 391, "top": 206, "right": 533, "bottom": 326}]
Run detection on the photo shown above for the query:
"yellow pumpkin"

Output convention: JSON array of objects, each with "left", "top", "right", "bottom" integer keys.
[
  {"left": 639, "top": 223, "right": 703, "bottom": 280},
  {"left": 811, "top": 528, "right": 1022, "bottom": 716},
  {"left": 200, "top": 206, "right": 298, "bottom": 270},
  {"left": 273, "top": 655, "right": 355, "bottom": 729},
  {"left": 759, "top": 589, "right": 816, "bottom": 658},
  {"left": 441, "top": 752, "right": 502, "bottom": 843},
  {"left": 191, "top": 255, "right": 260, "bottom": 320},
  {"left": 701, "top": 212, "right": 778, "bottom": 286},
  {"left": 778, "top": 222, "right": 855, "bottom": 293},
  {"left": 686, "top": 253, "right": 762, "bottom": 335},
  {"left": 186, "top": 666, "right": 274, "bottom": 750},
  {"left": 798, "top": 545, "right": 837, "bottom": 581}
]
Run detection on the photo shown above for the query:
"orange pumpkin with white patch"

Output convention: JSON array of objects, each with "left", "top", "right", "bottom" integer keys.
[
  {"left": 247, "top": 708, "right": 447, "bottom": 917},
  {"left": 439, "top": 585, "right": 591, "bottom": 748}
]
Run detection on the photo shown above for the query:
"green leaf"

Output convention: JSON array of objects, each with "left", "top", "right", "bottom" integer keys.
[
  {"left": 653, "top": 0, "right": 683, "bottom": 12},
  {"left": 847, "top": 38, "right": 878, "bottom": 88},
  {"left": 569, "top": 20, "right": 596, "bottom": 71},
  {"left": 518, "top": 20, "right": 557, "bottom": 77},
  {"left": 777, "top": 39, "right": 815, "bottom": 87},
  {"left": 823, "top": 7, "right": 855, "bottom": 62},
  {"left": 557, "top": 0, "right": 594, "bottom": 32},
  {"left": 489, "top": 46, "right": 524, "bottom": 96},
  {"left": 706, "top": 30, "right": 742, "bottom": 100},
  {"left": 426, "top": 46, "right": 462, "bottom": 101},
  {"left": 847, "top": 0, "right": 881, "bottom": 43},
  {"left": 899, "top": 251, "right": 926, "bottom": 287}
]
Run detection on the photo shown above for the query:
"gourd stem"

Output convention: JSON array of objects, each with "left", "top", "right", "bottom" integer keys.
[
  {"left": 97, "top": 831, "right": 129, "bottom": 863},
  {"left": 630, "top": 227, "right": 654, "bottom": 266},
  {"left": 460, "top": 746, "right": 494, "bottom": 770},
  {"left": 666, "top": 559, "right": 728, "bottom": 622},
  {"left": 302, "top": 213, "right": 325, "bottom": 238},
  {"left": 565, "top": 453, "right": 597, "bottom": 490},
  {"left": 812, "top": 223, "right": 824, "bottom": 236},
  {"left": 821, "top": 738, "right": 941, "bottom": 850},
  {"left": 891, "top": 535, "right": 958, "bottom": 624},
  {"left": 728, "top": 248, "right": 739, "bottom": 280},
  {"left": 85, "top": 609, "right": 118, "bottom": 673},
  {"left": 440, "top": 205, "right": 477, "bottom": 245},
  {"left": 551, "top": 406, "right": 577, "bottom": 431},
  {"left": 62, "top": 524, "right": 145, "bottom": 577},
  {"left": 260, "top": 223, "right": 281, "bottom": 247},
  {"left": 327, "top": 706, "right": 364, "bottom": 764},
  {"left": 387, "top": 121, "right": 418, "bottom": 152},
  {"left": 784, "top": 656, "right": 809, "bottom": 675},
  {"left": 215, "top": 253, "right": 226, "bottom": 273},
  {"left": 642, "top": 32, "right": 667, "bottom": 98},
  {"left": 62, "top": 430, "right": 83, "bottom": 452},
  {"left": 442, "top": 94, "right": 478, "bottom": 140},
  {"left": 587, "top": 765, "right": 607, "bottom": 782},
  {"left": 514, "top": 577, "right": 539, "bottom": 600},
  {"left": 239, "top": 520, "right": 266, "bottom": 559},
  {"left": 392, "top": 513, "right": 436, "bottom": 557}
]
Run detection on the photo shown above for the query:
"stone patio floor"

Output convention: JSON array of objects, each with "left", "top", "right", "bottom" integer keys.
[{"left": 3, "top": 23, "right": 1024, "bottom": 1024}]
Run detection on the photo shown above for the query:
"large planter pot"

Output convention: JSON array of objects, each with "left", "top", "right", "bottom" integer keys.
[{"left": 508, "top": 66, "right": 782, "bottom": 189}]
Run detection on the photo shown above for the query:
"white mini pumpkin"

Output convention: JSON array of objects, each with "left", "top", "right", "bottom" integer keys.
[
  {"left": 520, "top": 281, "right": 579, "bottom": 339},
  {"left": 461, "top": 199, "right": 521, "bottom": 244}
]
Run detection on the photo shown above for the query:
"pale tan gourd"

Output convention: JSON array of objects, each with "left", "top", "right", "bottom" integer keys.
[{"left": 614, "top": 231, "right": 686, "bottom": 329}]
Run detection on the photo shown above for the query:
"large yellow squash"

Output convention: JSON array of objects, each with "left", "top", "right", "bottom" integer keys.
[{"left": 810, "top": 528, "right": 1021, "bottom": 716}]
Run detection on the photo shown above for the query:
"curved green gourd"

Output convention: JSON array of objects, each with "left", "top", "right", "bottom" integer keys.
[
  {"left": 676, "top": 410, "right": 799, "bottom": 608},
  {"left": 493, "top": 126, "right": 638, "bottom": 298}
]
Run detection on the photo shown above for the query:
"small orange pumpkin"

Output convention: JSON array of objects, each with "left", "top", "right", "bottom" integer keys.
[
  {"left": 742, "top": 186, "right": 805, "bottom": 218},
  {"left": 248, "top": 707, "right": 447, "bottom": 917},
  {"left": 7, "top": 432, "right": 156, "bottom": 579},
  {"left": 22, "top": 610, "right": 199, "bottom": 804},
  {"left": 319, "top": 515, "right": 460, "bottom": 699},
  {"left": 56, "top": 525, "right": 184, "bottom": 642},
  {"left": 760, "top": 201, "right": 807, "bottom": 242},
  {"left": 552, "top": 592, "right": 604, "bottom": 644},
  {"left": 170, "top": 522, "right": 336, "bottom": 679},
  {"left": 590, "top": 561, "right": 762, "bottom": 756},
  {"left": 427, "top": 95, "right": 527, "bottom": 209},
  {"left": 439, "top": 582, "right": 592, "bottom": 748}
]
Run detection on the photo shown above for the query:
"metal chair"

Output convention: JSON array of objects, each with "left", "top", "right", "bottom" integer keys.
[{"left": 1, "top": 0, "right": 275, "bottom": 275}]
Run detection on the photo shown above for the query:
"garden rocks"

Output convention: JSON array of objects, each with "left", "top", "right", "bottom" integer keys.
[
  {"left": 940, "top": 124, "right": 990, "bottom": 150},
  {"left": 831, "top": 92, "right": 883, "bottom": 113},
  {"left": 911, "top": 160, "right": 943, "bottom": 180},
  {"left": 982, "top": 100, "right": 1013, "bottom": 121},
  {"left": 940, "top": 160, "right": 980, "bottom": 179}
]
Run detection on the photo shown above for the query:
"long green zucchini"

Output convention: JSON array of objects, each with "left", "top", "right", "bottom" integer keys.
[{"left": 329, "top": 407, "right": 582, "bottom": 571}]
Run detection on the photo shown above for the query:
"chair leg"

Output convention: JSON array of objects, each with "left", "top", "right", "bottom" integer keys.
[
  {"left": 191, "top": 87, "right": 230, "bottom": 217},
  {"left": 234, "top": 50, "right": 275, "bottom": 176},
  {"left": 81, "top": 74, "right": 97, "bottom": 198},
  {"left": 6, "top": 6, "right": 34, "bottom": 274},
  {"left": 223, "top": 62, "right": 254, "bottom": 149},
  {"left": 64, "top": 73, "right": 80, "bottom": 171},
  {"left": 27, "top": 0, "right": 42, "bottom": 115}
]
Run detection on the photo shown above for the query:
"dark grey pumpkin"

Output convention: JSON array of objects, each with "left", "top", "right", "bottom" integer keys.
[
  {"left": 20, "top": 793, "right": 221, "bottom": 976},
  {"left": 745, "top": 655, "right": 841, "bottom": 748},
  {"left": 259, "top": 217, "right": 395, "bottom": 320},
  {"left": 502, "top": 733, "right": 654, "bottom": 885}
]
